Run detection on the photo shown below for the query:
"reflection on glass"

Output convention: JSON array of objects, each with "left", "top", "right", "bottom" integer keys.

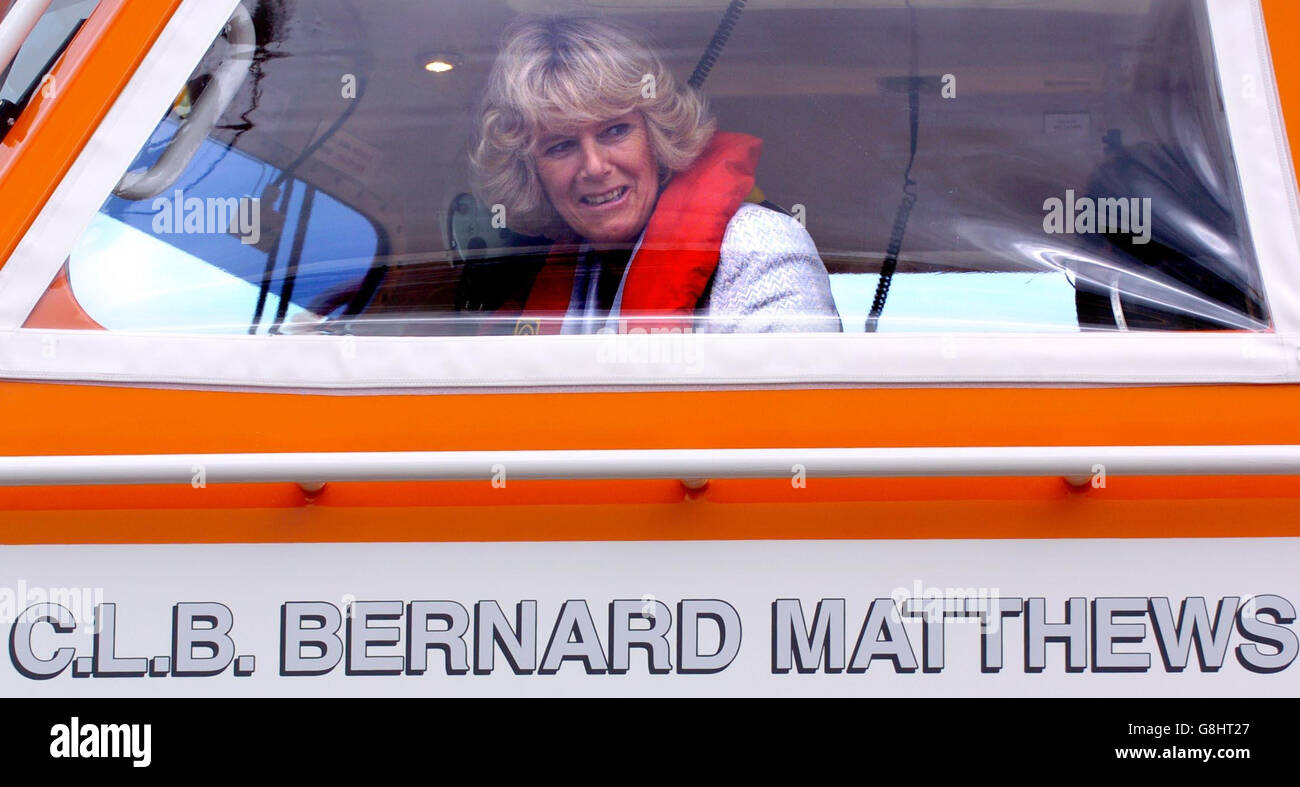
[{"left": 43, "top": 0, "right": 1269, "bottom": 337}]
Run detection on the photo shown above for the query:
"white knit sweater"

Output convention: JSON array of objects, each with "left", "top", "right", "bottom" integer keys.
[
  {"left": 700, "top": 203, "right": 842, "bottom": 333},
  {"left": 561, "top": 203, "right": 843, "bottom": 334}
]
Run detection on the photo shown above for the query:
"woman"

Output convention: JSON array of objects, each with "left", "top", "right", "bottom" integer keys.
[{"left": 469, "top": 15, "right": 841, "bottom": 335}]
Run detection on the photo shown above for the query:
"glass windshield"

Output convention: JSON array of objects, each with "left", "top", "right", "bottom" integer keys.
[{"left": 41, "top": 0, "right": 1269, "bottom": 337}]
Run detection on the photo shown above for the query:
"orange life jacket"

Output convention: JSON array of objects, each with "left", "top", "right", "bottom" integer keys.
[{"left": 504, "top": 131, "right": 762, "bottom": 335}]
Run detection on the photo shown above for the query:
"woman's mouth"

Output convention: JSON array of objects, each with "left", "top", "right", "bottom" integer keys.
[{"left": 579, "top": 186, "right": 628, "bottom": 207}]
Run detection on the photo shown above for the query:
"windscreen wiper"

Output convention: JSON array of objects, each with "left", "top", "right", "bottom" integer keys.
[{"left": 0, "top": 17, "right": 84, "bottom": 141}]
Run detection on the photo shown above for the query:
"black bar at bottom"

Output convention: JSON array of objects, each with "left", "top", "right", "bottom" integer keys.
[{"left": 0, "top": 698, "right": 1290, "bottom": 774}]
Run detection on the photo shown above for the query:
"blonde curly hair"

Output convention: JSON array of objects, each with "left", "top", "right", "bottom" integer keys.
[{"left": 470, "top": 15, "right": 716, "bottom": 238}]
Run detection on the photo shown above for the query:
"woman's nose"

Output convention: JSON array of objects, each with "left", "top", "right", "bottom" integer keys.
[{"left": 577, "top": 137, "right": 612, "bottom": 179}]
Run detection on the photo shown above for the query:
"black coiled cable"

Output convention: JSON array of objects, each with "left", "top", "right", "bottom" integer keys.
[
  {"left": 865, "top": 0, "right": 920, "bottom": 333},
  {"left": 688, "top": 0, "right": 748, "bottom": 90}
]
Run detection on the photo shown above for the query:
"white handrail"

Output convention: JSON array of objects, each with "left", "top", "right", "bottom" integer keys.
[
  {"left": 0, "top": 0, "right": 53, "bottom": 78},
  {"left": 113, "top": 3, "right": 254, "bottom": 200},
  {"left": 1, "top": 445, "right": 1299, "bottom": 486}
]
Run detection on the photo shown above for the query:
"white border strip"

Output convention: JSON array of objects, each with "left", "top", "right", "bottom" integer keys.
[
  {"left": 0, "top": 0, "right": 1296, "bottom": 389},
  {"left": 0, "top": 327, "right": 1293, "bottom": 388},
  {"left": 1206, "top": 0, "right": 1300, "bottom": 335},
  {"left": 3, "top": 444, "right": 1300, "bottom": 485}
]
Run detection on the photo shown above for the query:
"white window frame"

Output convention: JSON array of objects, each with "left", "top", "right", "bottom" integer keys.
[{"left": 0, "top": 0, "right": 1298, "bottom": 391}]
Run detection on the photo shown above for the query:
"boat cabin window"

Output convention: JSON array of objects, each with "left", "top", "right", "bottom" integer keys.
[{"left": 36, "top": 0, "right": 1271, "bottom": 336}]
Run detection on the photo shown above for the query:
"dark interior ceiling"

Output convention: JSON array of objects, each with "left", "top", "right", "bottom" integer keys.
[{"left": 207, "top": 0, "right": 1200, "bottom": 270}]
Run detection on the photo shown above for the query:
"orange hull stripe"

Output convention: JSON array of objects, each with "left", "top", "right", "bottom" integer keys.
[
  {"left": 1, "top": 383, "right": 1298, "bottom": 457},
  {"left": 3, "top": 494, "right": 1298, "bottom": 545}
]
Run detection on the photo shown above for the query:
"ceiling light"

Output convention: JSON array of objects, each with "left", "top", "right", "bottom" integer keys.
[{"left": 418, "top": 51, "right": 463, "bottom": 74}]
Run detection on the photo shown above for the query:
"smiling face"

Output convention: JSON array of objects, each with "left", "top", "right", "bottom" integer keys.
[{"left": 534, "top": 112, "right": 660, "bottom": 247}]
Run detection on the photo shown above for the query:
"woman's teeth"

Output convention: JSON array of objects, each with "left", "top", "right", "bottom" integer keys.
[{"left": 581, "top": 187, "right": 627, "bottom": 206}]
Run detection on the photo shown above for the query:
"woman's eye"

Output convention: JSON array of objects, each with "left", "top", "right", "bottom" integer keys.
[
  {"left": 602, "top": 123, "right": 630, "bottom": 139},
  {"left": 544, "top": 140, "right": 573, "bottom": 157}
]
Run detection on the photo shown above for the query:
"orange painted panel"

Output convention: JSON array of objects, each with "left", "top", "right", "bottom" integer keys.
[
  {"left": 3, "top": 491, "right": 1299, "bottom": 545},
  {"left": 1263, "top": 0, "right": 1300, "bottom": 175},
  {"left": 1, "top": 383, "right": 1298, "bottom": 459},
  {"left": 23, "top": 265, "right": 105, "bottom": 330},
  {"left": 0, "top": 380, "right": 1298, "bottom": 544},
  {"left": 0, "top": 0, "right": 184, "bottom": 267}
]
